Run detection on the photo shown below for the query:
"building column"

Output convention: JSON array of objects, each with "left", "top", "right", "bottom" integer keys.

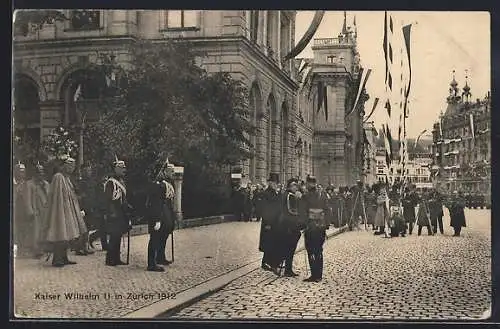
[
  {"left": 262, "top": 11, "right": 268, "bottom": 53},
  {"left": 109, "top": 10, "right": 129, "bottom": 35},
  {"left": 276, "top": 11, "right": 281, "bottom": 68}
]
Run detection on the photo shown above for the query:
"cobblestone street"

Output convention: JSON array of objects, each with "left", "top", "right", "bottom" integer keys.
[
  {"left": 171, "top": 208, "right": 491, "bottom": 320},
  {"left": 13, "top": 221, "right": 264, "bottom": 318}
]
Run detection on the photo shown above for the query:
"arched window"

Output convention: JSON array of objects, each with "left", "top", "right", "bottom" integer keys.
[
  {"left": 60, "top": 69, "right": 103, "bottom": 127},
  {"left": 14, "top": 74, "right": 41, "bottom": 145},
  {"left": 248, "top": 83, "right": 262, "bottom": 181}
]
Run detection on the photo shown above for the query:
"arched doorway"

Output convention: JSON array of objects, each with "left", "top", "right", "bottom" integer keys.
[
  {"left": 281, "top": 102, "right": 289, "bottom": 180},
  {"left": 248, "top": 82, "right": 262, "bottom": 182},
  {"left": 13, "top": 74, "right": 41, "bottom": 148}
]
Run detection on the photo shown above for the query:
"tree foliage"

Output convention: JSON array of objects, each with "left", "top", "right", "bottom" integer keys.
[{"left": 83, "top": 40, "right": 254, "bottom": 217}]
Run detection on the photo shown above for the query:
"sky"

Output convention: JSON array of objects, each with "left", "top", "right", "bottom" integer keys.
[{"left": 295, "top": 11, "right": 490, "bottom": 139}]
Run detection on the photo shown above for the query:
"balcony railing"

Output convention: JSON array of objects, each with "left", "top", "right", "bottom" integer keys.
[{"left": 313, "top": 37, "right": 352, "bottom": 47}]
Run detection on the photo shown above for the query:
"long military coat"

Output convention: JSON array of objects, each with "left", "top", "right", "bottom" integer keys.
[
  {"left": 25, "top": 178, "right": 49, "bottom": 250},
  {"left": 258, "top": 187, "right": 282, "bottom": 252}
]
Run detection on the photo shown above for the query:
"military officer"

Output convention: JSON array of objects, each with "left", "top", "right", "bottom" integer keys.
[
  {"left": 103, "top": 156, "right": 131, "bottom": 266},
  {"left": 146, "top": 164, "right": 176, "bottom": 272},
  {"left": 301, "top": 176, "right": 329, "bottom": 282}
]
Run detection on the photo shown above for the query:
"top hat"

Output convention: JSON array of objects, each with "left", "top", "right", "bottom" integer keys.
[
  {"left": 267, "top": 173, "right": 279, "bottom": 183},
  {"left": 306, "top": 175, "right": 317, "bottom": 183}
]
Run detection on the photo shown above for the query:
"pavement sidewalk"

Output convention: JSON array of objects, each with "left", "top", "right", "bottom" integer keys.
[{"left": 13, "top": 220, "right": 345, "bottom": 319}]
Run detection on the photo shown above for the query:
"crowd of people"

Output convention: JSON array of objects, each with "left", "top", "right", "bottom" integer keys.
[
  {"left": 13, "top": 155, "right": 468, "bottom": 280},
  {"left": 13, "top": 155, "right": 176, "bottom": 272},
  {"left": 231, "top": 174, "right": 469, "bottom": 283}
]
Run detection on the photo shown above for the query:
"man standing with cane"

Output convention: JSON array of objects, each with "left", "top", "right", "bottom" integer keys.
[
  {"left": 104, "top": 156, "right": 131, "bottom": 266},
  {"left": 146, "top": 161, "right": 176, "bottom": 272},
  {"left": 302, "top": 176, "right": 329, "bottom": 282}
]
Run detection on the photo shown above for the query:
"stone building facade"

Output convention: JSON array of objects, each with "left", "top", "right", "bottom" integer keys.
[
  {"left": 295, "top": 18, "right": 367, "bottom": 187},
  {"left": 13, "top": 10, "right": 367, "bottom": 186},
  {"left": 13, "top": 10, "right": 300, "bottom": 185},
  {"left": 431, "top": 74, "right": 491, "bottom": 194}
]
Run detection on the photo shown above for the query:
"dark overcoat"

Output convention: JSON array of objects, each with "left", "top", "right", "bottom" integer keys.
[
  {"left": 259, "top": 187, "right": 282, "bottom": 252},
  {"left": 447, "top": 196, "right": 467, "bottom": 228},
  {"left": 402, "top": 192, "right": 419, "bottom": 223}
]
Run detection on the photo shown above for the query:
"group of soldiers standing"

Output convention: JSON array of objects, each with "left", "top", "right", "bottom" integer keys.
[
  {"left": 249, "top": 173, "right": 469, "bottom": 283},
  {"left": 13, "top": 155, "right": 176, "bottom": 272}
]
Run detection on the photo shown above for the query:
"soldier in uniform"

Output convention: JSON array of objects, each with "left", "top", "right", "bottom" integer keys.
[
  {"left": 259, "top": 173, "right": 282, "bottom": 274},
  {"left": 25, "top": 162, "right": 50, "bottom": 258},
  {"left": 103, "top": 157, "right": 131, "bottom": 266},
  {"left": 280, "top": 178, "right": 303, "bottom": 277},
  {"left": 301, "top": 176, "right": 329, "bottom": 282},
  {"left": 402, "top": 186, "right": 419, "bottom": 235},
  {"left": 446, "top": 190, "right": 467, "bottom": 236},
  {"left": 146, "top": 164, "right": 176, "bottom": 272},
  {"left": 416, "top": 191, "right": 433, "bottom": 236},
  {"left": 429, "top": 189, "right": 444, "bottom": 234}
]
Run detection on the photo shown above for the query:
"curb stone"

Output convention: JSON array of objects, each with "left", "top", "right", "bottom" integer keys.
[{"left": 123, "top": 225, "right": 348, "bottom": 318}]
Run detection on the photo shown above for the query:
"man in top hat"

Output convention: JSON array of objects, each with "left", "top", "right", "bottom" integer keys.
[
  {"left": 43, "top": 155, "right": 88, "bottom": 266},
  {"left": 25, "top": 161, "right": 50, "bottom": 258},
  {"left": 103, "top": 156, "right": 131, "bottom": 266},
  {"left": 301, "top": 175, "right": 329, "bottom": 282},
  {"left": 146, "top": 162, "right": 176, "bottom": 272},
  {"left": 259, "top": 173, "right": 282, "bottom": 274},
  {"left": 280, "top": 177, "right": 304, "bottom": 277}
]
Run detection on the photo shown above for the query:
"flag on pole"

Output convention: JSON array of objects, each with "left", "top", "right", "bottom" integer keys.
[
  {"left": 470, "top": 113, "right": 475, "bottom": 139},
  {"left": 414, "top": 129, "right": 428, "bottom": 148},
  {"left": 347, "top": 68, "right": 372, "bottom": 117},
  {"left": 383, "top": 12, "right": 394, "bottom": 117},
  {"left": 363, "top": 97, "right": 379, "bottom": 122},
  {"left": 73, "top": 84, "right": 82, "bottom": 102},
  {"left": 402, "top": 24, "right": 413, "bottom": 118}
]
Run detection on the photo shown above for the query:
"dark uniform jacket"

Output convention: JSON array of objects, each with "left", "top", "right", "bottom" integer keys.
[
  {"left": 104, "top": 176, "right": 131, "bottom": 235},
  {"left": 402, "top": 191, "right": 419, "bottom": 222},
  {"left": 428, "top": 191, "right": 444, "bottom": 218},
  {"left": 259, "top": 187, "right": 282, "bottom": 252},
  {"left": 447, "top": 195, "right": 466, "bottom": 228},
  {"left": 281, "top": 191, "right": 303, "bottom": 232},
  {"left": 147, "top": 180, "right": 175, "bottom": 234},
  {"left": 301, "top": 189, "right": 329, "bottom": 232}
]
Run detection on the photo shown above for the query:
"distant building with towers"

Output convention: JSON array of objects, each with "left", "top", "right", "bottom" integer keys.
[
  {"left": 295, "top": 12, "right": 368, "bottom": 186},
  {"left": 431, "top": 71, "right": 491, "bottom": 195}
]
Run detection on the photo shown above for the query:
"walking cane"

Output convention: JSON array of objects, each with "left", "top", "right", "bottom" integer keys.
[
  {"left": 170, "top": 230, "right": 175, "bottom": 263},
  {"left": 126, "top": 227, "right": 131, "bottom": 265}
]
